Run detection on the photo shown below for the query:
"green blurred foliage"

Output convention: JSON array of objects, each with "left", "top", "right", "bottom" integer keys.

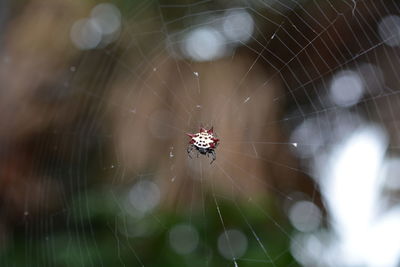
[{"left": 2, "top": 185, "right": 296, "bottom": 266}]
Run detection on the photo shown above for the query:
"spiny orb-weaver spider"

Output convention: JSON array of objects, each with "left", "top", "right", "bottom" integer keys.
[{"left": 186, "top": 127, "right": 220, "bottom": 164}]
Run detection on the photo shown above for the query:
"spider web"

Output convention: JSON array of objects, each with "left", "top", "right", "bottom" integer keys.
[{"left": 2, "top": 0, "right": 400, "bottom": 266}]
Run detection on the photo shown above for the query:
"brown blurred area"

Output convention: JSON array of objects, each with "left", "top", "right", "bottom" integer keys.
[
  {"left": 0, "top": 0, "right": 311, "bottom": 230},
  {"left": 0, "top": 0, "right": 91, "bottom": 235},
  {"left": 0, "top": 0, "right": 84, "bottom": 143},
  {"left": 110, "top": 51, "right": 297, "bottom": 203}
]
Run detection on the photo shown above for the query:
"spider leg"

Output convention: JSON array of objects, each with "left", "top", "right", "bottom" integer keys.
[
  {"left": 187, "top": 144, "right": 194, "bottom": 159},
  {"left": 210, "top": 150, "right": 216, "bottom": 164}
]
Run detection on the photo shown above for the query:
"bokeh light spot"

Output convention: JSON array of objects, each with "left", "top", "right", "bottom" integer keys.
[
  {"left": 217, "top": 229, "right": 248, "bottom": 260},
  {"left": 378, "top": 15, "right": 400, "bottom": 47},
  {"left": 329, "top": 70, "right": 364, "bottom": 107},
  {"left": 183, "top": 27, "right": 226, "bottom": 61},
  {"left": 169, "top": 224, "right": 199, "bottom": 254}
]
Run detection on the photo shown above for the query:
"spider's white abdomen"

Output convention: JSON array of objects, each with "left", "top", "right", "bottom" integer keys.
[{"left": 192, "top": 132, "right": 214, "bottom": 149}]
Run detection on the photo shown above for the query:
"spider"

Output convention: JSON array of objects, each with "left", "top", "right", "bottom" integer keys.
[{"left": 186, "top": 127, "right": 220, "bottom": 164}]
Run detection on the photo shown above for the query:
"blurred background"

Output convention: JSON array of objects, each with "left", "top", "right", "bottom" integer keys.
[{"left": 1, "top": 0, "right": 400, "bottom": 266}]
